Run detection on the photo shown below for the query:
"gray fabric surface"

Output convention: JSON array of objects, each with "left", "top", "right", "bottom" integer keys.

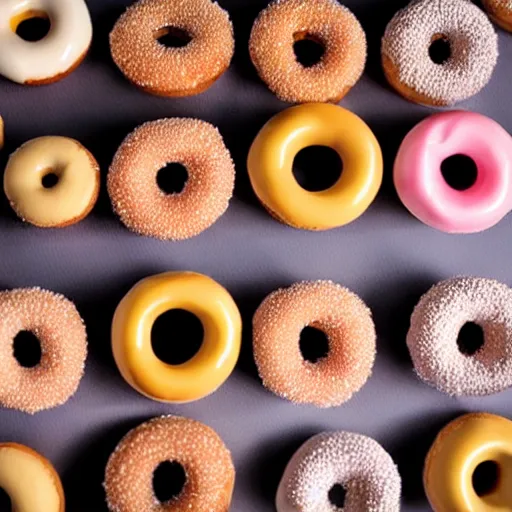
[{"left": 1, "top": 0, "right": 511, "bottom": 510}]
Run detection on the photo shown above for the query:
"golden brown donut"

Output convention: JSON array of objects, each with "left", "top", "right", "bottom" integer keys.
[{"left": 483, "top": 0, "right": 512, "bottom": 32}]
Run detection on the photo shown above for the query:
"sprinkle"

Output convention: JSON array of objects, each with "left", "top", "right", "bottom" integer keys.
[
  {"left": 276, "top": 431, "right": 401, "bottom": 512},
  {"left": 253, "top": 281, "right": 376, "bottom": 408}
]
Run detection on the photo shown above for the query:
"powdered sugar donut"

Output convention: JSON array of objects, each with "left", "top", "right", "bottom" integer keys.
[
  {"left": 249, "top": 0, "right": 366, "bottom": 104},
  {"left": 276, "top": 431, "right": 401, "bottom": 512},
  {"left": 0, "top": 287, "right": 87, "bottom": 413},
  {"left": 382, "top": 0, "right": 498, "bottom": 106},
  {"left": 407, "top": 277, "right": 512, "bottom": 396},
  {"left": 253, "top": 281, "right": 376, "bottom": 407},
  {"left": 483, "top": 0, "right": 512, "bottom": 32},
  {"left": 108, "top": 118, "right": 235, "bottom": 240}
]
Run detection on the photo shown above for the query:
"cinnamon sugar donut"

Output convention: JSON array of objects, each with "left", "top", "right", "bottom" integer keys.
[
  {"left": 253, "top": 281, "right": 376, "bottom": 407},
  {"left": 483, "top": 0, "right": 512, "bottom": 32},
  {"left": 110, "top": 0, "right": 234, "bottom": 97},
  {"left": 249, "top": 0, "right": 366, "bottom": 103},
  {"left": 276, "top": 431, "right": 401, "bottom": 512},
  {"left": 407, "top": 277, "right": 512, "bottom": 396},
  {"left": 0, "top": 287, "right": 87, "bottom": 414},
  {"left": 104, "top": 415, "right": 235, "bottom": 512},
  {"left": 108, "top": 119, "right": 235, "bottom": 241},
  {"left": 382, "top": 0, "right": 498, "bottom": 106}
]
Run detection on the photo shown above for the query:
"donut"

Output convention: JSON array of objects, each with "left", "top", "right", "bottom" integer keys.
[
  {"left": 0, "top": 287, "right": 87, "bottom": 413},
  {"left": 276, "top": 431, "right": 401, "bottom": 512},
  {"left": 253, "top": 280, "right": 376, "bottom": 407},
  {"left": 112, "top": 271, "right": 241, "bottom": 403},
  {"left": 0, "top": 442, "right": 64, "bottom": 511},
  {"left": 0, "top": 0, "right": 92, "bottom": 85},
  {"left": 0, "top": 115, "right": 4, "bottom": 150},
  {"left": 424, "top": 412, "right": 512, "bottom": 511},
  {"left": 407, "top": 277, "right": 512, "bottom": 396},
  {"left": 381, "top": 0, "right": 498, "bottom": 106},
  {"left": 394, "top": 111, "right": 512, "bottom": 233},
  {"left": 249, "top": 0, "right": 366, "bottom": 104},
  {"left": 4, "top": 136, "right": 100, "bottom": 228},
  {"left": 110, "top": 0, "right": 234, "bottom": 97},
  {"left": 483, "top": 0, "right": 512, "bottom": 32},
  {"left": 104, "top": 415, "right": 235, "bottom": 512},
  {"left": 247, "top": 103, "right": 382, "bottom": 230},
  {"left": 108, "top": 118, "right": 235, "bottom": 240}
]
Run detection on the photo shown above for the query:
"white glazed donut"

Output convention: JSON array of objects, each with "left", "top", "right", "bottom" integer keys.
[
  {"left": 0, "top": 0, "right": 92, "bottom": 85},
  {"left": 276, "top": 431, "right": 401, "bottom": 512}
]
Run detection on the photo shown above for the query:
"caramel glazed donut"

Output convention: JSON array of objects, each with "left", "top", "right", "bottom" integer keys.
[
  {"left": 104, "top": 415, "right": 235, "bottom": 512},
  {"left": 110, "top": 0, "right": 234, "bottom": 97},
  {"left": 381, "top": 0, "right": 498, "bottom": 106},
  {"left": 276, "top": 431, "right": 401, "bottom": 512},
  {"left": 483, "top": 0, "right": 512, "bottom": 32}
]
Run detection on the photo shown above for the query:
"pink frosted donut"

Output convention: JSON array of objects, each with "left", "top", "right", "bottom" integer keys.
[
  {"left": 407, "top": 277, "right": 512, "bottom": 396},
  {"left": 108, "top": 118, "right": 235, "bottom": 240},
  {"left": 394, "top": 111, "right": 512, "bottom": 233},
  {"left": 253, "top": 281, "right": 376, "bottom": 407},
  {"left": 276, "top": 431, "right": 401, "bottom": 512},
  {"left": 0, "top": 288, "right": 87, "bottom": 413}
]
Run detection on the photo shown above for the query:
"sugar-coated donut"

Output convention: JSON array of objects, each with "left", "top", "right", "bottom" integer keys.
[
  {"left": 276, "top": 431, "right": 401, "bottom": 512},
  {"left": 247, "top": 103, "right": 382, "bottom": 230},
  {"left": 483, "top": 0, "right": 512, "bottom": 32},
  {"left": 112, "top": 271, "right": 241, "bottom": 403},
  {"left": 0, "top": 0, "right": 92, "bottom": 85},
  {"left": 110, "top": 0, "right": 234, "bottom": 97},
  {"left": 394, "top": 111, "right": 512, "bottom": 233},
  {"left": 407, "top": 277, "right": 512, "bottom": 396},
  {"left": 4, "top": 136, "right": 100, "bottom": 228},
  {"left": 0, "top": 442, "right": 65, "bottom": 512},
  {"left": 0, "top": 287, "right": 87, "bottom": 413},
  {"left": 424, "top": 412, "right": 512, "bottom": 512},
  {"left": 108, "top": 119, "right": 235, "bottom": 240},
  {"left": 382, "top": 0, "right": 498, "bottom": 106},
  {"left": 104, "top": 415, "right": 235, "bottom": 512},
  {"left": 253, "top": 280, "right": 376, "bottom": 407},
  {"left": 249, "top": 0, "right": 366, "bottom": 104}
]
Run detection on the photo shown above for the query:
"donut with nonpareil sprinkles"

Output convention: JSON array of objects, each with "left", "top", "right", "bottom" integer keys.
[
  {"left": 407, "top": 277, "right": 512, "bottom": 396},
  {"left": 108, "top": 119, "right": 235, "bottom": 241},
  {"left": 104, "top": 415, "right": 235, "bottom": 512},
  {"left": 382, "top": 0, "right": 498, "bottom": 106},
  {"left": 110, "top": 0, "right": 234, "bottom": 97},
  {"left": 0, "top": 288, "right": 87, "bottom": 414},
  {"left": 483, "top": 0, "right": 512, "bottom": 32},
  {"left": 276, "top": 431, "right": 401, "bottom": 512},
  {"left": 249, "top": 0, "right": 366, "bottom": 103},
  {"left": 253, "top": 281, "right": 376, "bottom": 407}
]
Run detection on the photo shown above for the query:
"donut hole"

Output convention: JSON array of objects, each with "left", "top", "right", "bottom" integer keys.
[
  {"left": 441, "top": 154, "right": 478, "bottom": 191},
  {"left": 457, "top": 322, "right": 485, "bottom": 356},
  {"left": 293, "top": 32, "right": 325, "bottom": 68},
  {"left": 429, "top": 34, "right": 451, "bottom": 65},
  {"left": 12, "top": 11, "right": 51, "bottom": 42},
  {"left": 155, "top": 27, "right": 192, "bottom": 48},
  {"left": 472, "top": 460, "right": 500, "bottom": 497},
  {"left": 157, "top": 163, "right": 189, "bottom": 195},
  {"left": 299, "top": 326, "right": 329, "bottom": 363},
  {"left": 151, "top": 309, "right": 204, "bottom": 365},
  {"left": 153, "top": 460, "right": 187, "bottom": 503},
  {"left": 328, "top": 483, "right": 346, "bottom": 508},
  {"left": 292, "top": 146, "right": 343, "bottom": 192},
  {"left": 42, "top": 171, "right": 59, "bottom": 189},
  {"left": 0, "top": 488, "right": 11, "bottom": 509},
  {"left": 13, "top": 331, "right": 42, "bottom": 368}
]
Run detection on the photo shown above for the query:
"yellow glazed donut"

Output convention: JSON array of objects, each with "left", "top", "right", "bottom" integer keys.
[
  {"left": 112, "top": 271, "right": 242, "bottom": 403},
  {"left": 424, "top": 412, "right": 512, "bottom": 511},
  {"left": 4, "top": 136, "right": 100, "bottom": 228},
  {"left": 0, "top": 442, "right": 64, "bottom": 512},
  {"left": 247, "top": 103, "right": 383, "bottom": 230}
]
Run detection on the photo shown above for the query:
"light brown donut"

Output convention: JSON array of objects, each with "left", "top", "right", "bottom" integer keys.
[
  {"left": 249, "top": 0, "right": 366, "bottom": 103},
  {"left": 110, "top": 0, "right": 234, "bottom": 97},
  {"left": 0, "top": 288, "right": 87, "bottom": 414},
  {"left": 108, "top": 118, "right": 235, "bottom": 241},
  {"left": 104, "top": 415, "right": 235, "bottom": 512},
  {"left": 483, "top": 0, "right": 512, "bottom": 32}
]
